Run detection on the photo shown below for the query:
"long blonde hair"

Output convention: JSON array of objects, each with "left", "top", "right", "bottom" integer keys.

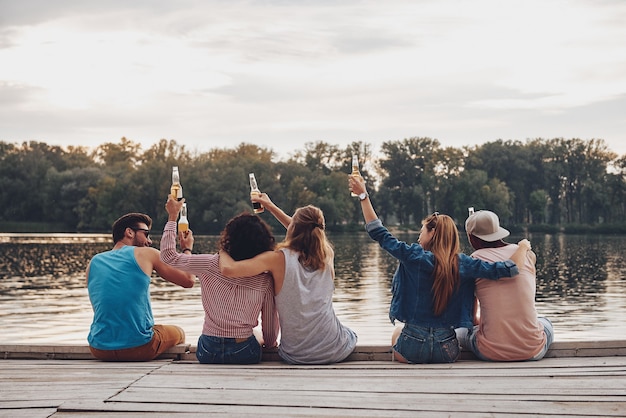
[
  {"left": 421, "top": 212, "right": 460, "bottom": 316},
  {"left": 278, "top": 205, "right": 332, "bottom": 271}
]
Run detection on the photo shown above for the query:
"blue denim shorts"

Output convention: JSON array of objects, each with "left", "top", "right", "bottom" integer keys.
[
  {"left": 196, "top": 334, "right": 262, "bottom": 364},
  {"left": 394, "top": 324, "right": 460, "bottom": 364},
  {"left": 530, "top": 317, "right": 555, "bottom": 360}
]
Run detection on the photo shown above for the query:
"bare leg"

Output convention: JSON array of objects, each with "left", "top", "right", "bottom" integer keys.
[{"left": 391, "top": 325, "right": 408, "bottom": 363}]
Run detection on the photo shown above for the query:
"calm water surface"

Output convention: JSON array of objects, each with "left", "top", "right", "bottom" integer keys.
[{"left": 0, "top": 232, "right": 624, "bottom": 345}]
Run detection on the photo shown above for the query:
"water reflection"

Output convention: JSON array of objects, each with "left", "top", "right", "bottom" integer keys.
[
  {"left": 1, "top": 232, "right": 624, "bottom": 345},
  {"left": 533, "top": 233, "right": 626, "bottom": 337}
]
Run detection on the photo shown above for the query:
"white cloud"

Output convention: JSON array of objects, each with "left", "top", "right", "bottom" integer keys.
[{"left": 1, "top": 0, "right": 625, "bottom": 158}]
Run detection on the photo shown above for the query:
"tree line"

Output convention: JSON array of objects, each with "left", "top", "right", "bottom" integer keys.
[{"left": 0, "top": 136, "right": 624, "bottom": 234}]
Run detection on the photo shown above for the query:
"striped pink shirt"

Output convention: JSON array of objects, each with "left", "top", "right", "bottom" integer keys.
[{"left": 160, "top": 221, "right": 278, "bottom": 346}]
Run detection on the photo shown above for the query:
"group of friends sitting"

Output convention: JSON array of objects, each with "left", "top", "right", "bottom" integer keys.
[{"left": 85, "top": 174, "right": 553, "bottom": 364}]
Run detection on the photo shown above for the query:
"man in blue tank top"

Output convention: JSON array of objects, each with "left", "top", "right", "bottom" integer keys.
[{"left": 87, "top": 212, "right": 195, "bottom": 361}]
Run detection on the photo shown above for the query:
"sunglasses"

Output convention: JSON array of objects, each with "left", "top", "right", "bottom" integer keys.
[{"left": 131, "top": 227, "right": 151, "bottom": 239}]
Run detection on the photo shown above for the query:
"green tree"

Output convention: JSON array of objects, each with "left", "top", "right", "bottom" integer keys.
[
  {"left": 378, "top": 137, "right": 441, "bottom": 224},
  {"left": 464, "top": 139, "right": 537, "bottom": 223},
  {"left": 0, "top": 142, "right": 59, "bottom": 221},
  {"left": 44, "top": 166, "right": 105, "bottom": 229},
  {"left": 135, "top": 139, "right": 193, "bottom": 225},
  {"left": 528, "top": 189, "right": 549, "bottom": 224},
  {"left": 605, "top": 155, "right": 626, "bottom": 222},
  {"left": 79, "top": 138, "right": 145, "bottom": 230}
]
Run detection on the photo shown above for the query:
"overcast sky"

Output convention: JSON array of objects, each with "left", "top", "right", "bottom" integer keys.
[{"left": 1, "top": 0, "right": 625, "bottom": 160}]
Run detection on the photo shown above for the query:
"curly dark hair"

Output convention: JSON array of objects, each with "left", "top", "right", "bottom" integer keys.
[{"left": 219, "top": 213, "right": 276, "bottom": 261}]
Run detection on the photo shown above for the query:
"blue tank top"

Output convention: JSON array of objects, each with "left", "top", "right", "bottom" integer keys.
[{"left": 87, "top": 246, "right": 154, "bottom": 350}]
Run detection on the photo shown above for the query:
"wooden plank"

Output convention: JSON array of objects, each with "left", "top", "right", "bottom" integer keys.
[
  {"left": 131, "top": 372, "right": 626, "bottom": 396},
  {"left": 1, "top": 354, "right": 625, "bottom": 417},
  {"left": 0, "top": 344, "right": 190, "bottom": 360},
  {"left": 106, "top": 387, "right": 626, "bottom": 416},
  {"left": 54, "top": 400, "right": 500, "bottom": 417},
  {"left": 168, "top": 361, "right": 626, "bottom": 371},
  {"left": 168, "top": 355, "right": 626, "bottom": 370},
  {"left": 100, "top": 359, "right": 626, "bottom": 416},
  {"left": 177, "top": 344, "right": 396, "bottom": 362},
  {"left": 0, "top": 408, "right": 58, "bottom": 418},
  {"left": 0, "top": 360, "right": 166, "bottom": 416},
  {"left": 2, "top": 340, "right": 625, "bottom": 361}
]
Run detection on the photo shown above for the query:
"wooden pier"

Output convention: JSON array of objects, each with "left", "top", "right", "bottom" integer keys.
[{"left": 1, "top": 340, "right": 626, "bottom": 417}]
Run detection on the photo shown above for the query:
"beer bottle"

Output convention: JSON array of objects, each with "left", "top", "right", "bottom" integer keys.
[
  {"left": 249, "top": 173, "right": 264, "bottom": 214},
  {"left": 178, "top": 203, "right": 189, "bottom": 232},
  {"left": 171, "top": 166, "right": 183, "bottom": 201},
  {"left": 350, "top": 155, "right": 360, "bottom": 197}
]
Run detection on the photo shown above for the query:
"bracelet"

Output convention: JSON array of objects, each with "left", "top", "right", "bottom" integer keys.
[{"left": 181, "top": 248, "right": 192, "bottom": 254}]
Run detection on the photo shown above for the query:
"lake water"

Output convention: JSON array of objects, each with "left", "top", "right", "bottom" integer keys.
[{"left": 1, "top": 232, "right": 624, "bottom": 346}]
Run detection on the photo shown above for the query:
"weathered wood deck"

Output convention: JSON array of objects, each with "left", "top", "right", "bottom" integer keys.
[{"left": 1, "top": 341, "right": 626, "bottom": 417}]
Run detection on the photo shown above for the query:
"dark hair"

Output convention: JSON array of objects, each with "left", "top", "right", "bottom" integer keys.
[
  {"left": 468, "top": 234, "right": 507, "bottom": 250},
  {"left": 219, "top": 213, "right": 276, "bottom": 261},
  {"left": 112, "top": 213, "right": 152, "bottom": 243}
]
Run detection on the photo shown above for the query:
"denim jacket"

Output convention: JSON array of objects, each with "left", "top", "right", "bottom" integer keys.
[{"left": 366, "top": 219, "right": 519, "bottom": 329}]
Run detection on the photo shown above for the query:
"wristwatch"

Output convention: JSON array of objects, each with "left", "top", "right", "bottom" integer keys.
[{"left": 358, "top": 192, "right": 369, "bottom": 201}]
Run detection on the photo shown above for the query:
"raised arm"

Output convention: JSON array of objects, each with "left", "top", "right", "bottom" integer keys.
[
  {"left": 161, "top": 196, "right": 194, "bottom": 264},
  {"left": 142, "top": 247, "right": 195, "bottom": 288},
  {"left": 252, "top": 193, "right": 291, "bottom": 229},
  {"left": 349, "top": 175, "right": 378, "bottom": 223}
]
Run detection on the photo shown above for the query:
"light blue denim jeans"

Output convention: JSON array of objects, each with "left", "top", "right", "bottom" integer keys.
[
  {"left": 196, "top": 334, "right": 262, "bottom": 364},
  {"left": 456, "top": 316, "right": 554, "bottom": 361},
  {"left": 393, "top": 324, "right": 460, "bottom": 364}
]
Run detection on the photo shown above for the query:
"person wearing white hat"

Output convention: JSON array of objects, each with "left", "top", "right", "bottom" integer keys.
[
  {"left": 457, "top": 210, "right": 554, "bottom": 361},
  {"left": 349, "top": 175, "right": 532, "bottom": 364}
]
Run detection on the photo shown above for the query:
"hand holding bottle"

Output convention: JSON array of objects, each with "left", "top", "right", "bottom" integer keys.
[
  {"left": 349, "top": 175, "right": 377, "bottom": 224},
  {"left": 348, "top": 174, "right": 367, "bottom": 196},
  {"left": 250, "top": 192, "right": 293, "bottom": 229},
  {"left": 179, "top": 227, "right": 194, "bottom": 252},
  {"left": 165, "top": 196, "right": 185, "bottom": 222},
  {"left": 251, "top": 192, "right": 274, "bottom": 210},
  {"left": 249, "top": 173, "right": 264, "bottom": 214}
]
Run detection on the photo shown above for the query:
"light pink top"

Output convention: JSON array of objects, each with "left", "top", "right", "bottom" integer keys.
[{"left": 473, "top": 245, "right": 546, "bottom": 361}]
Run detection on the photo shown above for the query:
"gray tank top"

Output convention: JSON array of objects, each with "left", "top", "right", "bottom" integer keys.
[{"left": 276, "top": 248, "right": 357, "bottom": 364}]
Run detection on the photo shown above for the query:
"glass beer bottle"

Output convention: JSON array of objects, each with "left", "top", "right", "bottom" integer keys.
[
  {"left": 178, "top": 203, "right": 189, "bottom": 232},
  {"left": 350, "top": 154, "right": 360, "bottom": 197},
  {"left": 171, "top": 166, "right": 183, "bottom": 201},
  {"left": 249, "top": 173, "right": 264, "bottom": 214}
]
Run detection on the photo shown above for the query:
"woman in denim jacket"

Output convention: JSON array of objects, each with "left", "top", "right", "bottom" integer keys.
[{"left": 348, "top": 175, "right": 531, "bottom": 364}]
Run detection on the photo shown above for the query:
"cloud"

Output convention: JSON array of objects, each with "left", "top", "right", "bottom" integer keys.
[{"left": 0, "top": 0, "right": 625, "bottom": 159}]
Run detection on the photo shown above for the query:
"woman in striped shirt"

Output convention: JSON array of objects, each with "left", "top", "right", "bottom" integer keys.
[{"left": 160, "top": 196, "right": 279, "bottom": 364}]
